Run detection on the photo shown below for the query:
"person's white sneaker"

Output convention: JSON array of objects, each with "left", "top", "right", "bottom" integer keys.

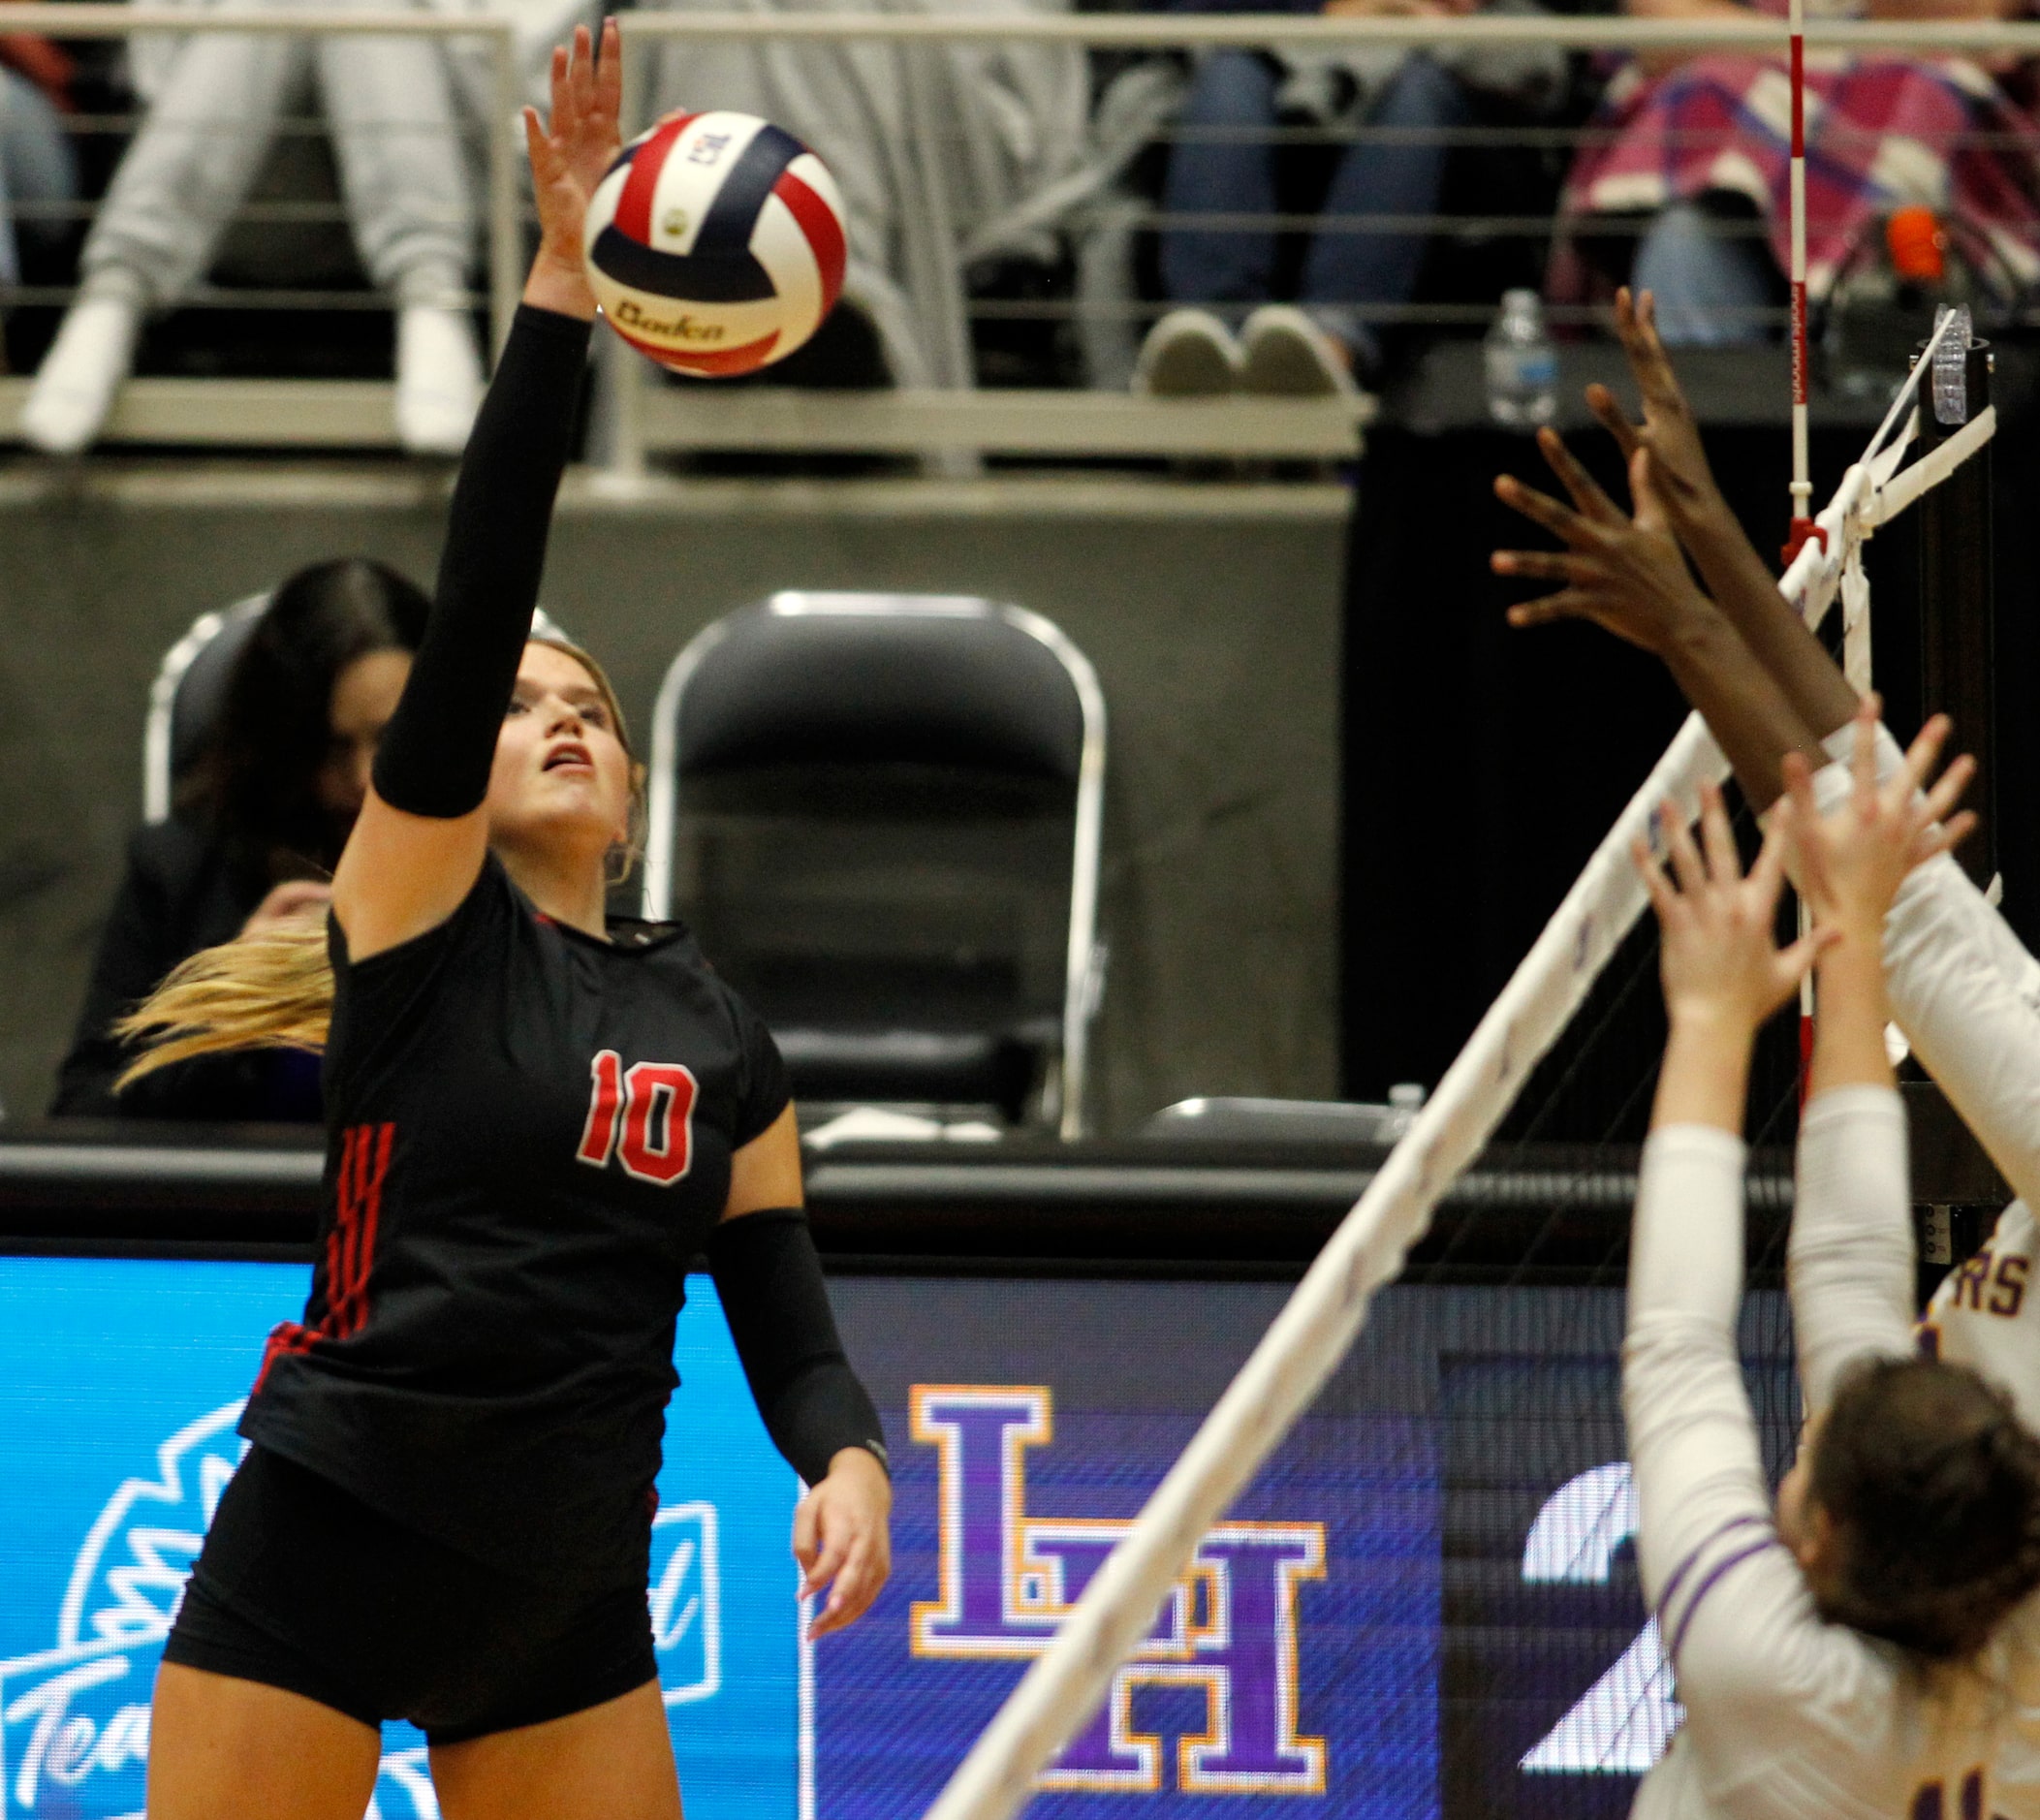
[
  {"left": 394, "top": 304, "right": 484, "bottom": 455},
  {"left": 19, "top": 278, "right": 143, "bottom": 455},
  {"left": 1240, "top": 305, "right": 1359, "bottom": 398},
  {"left": 1132, "top": 308, "right": 1242, "bottom": 397}
]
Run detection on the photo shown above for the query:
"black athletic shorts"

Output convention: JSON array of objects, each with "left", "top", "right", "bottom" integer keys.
[{"left": 163, "top": 1445, "right": 658, "bottom": 1744}]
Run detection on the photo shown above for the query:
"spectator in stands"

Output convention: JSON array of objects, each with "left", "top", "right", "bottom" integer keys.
[
  {"left": 1135, "top": 0, "right": 1565, "bottom": 395},
  {"left": 19, "top": 0, "right": 482, "bottom": 454},
  {"left": 1551, "top": 0, "right": 2040, "bottom": 343},
  {"left": 0, "top": 18, "right": 79, "bottom": 299},
  {"left": 52, "top": 558, "right": 426, "bottom": 1120}
]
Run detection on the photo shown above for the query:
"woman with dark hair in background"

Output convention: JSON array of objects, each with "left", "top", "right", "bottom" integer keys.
[{"left": 51, "top": 556, "right": 428, "bottom": 1120}]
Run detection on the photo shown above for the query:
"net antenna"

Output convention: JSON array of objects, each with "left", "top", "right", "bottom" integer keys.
[
  {"left": 919, "top": 310, "right": 1991, "bottom": 1820},
  {"left": 1784, "top": 0, "right": 1818, "bottom": 564}
]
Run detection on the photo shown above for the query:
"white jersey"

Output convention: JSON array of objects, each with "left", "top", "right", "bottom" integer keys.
[
  {"left": 1813, "top": 724, "right": 2040, "bottom": 1428},
  {"left": 1628, "top": 1099, "right": 2040, "bottom": 1820}
]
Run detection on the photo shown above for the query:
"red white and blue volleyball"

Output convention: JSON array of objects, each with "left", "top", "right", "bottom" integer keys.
[{"left": 583, "top": 111, "right": 848, "bottom": 378}]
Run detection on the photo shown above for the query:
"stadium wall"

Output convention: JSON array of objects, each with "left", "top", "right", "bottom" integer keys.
[{"left": 0, "top": 466, "right": 1348, "bottom": 1130}]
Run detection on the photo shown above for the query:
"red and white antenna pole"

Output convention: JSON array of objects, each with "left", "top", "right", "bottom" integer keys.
[
  {"left": 1784, "top": 0, "right": 1820, "bottom": 1087},
  {"left": 1783, "top": 0, "right": 1820, "bottom": 564}
]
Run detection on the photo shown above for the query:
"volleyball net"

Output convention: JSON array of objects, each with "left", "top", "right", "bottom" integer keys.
[{"left": 919, "top": 304, "right": 1995, "bottom": 1820}]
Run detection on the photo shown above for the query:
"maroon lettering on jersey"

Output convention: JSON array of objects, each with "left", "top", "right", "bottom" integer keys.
[
  {"left": 577, "top": 1049, "right": 626, "bottom": 1167},
  {"left": 617, "top": 1062, "right": 700, "bottom": 1187}
]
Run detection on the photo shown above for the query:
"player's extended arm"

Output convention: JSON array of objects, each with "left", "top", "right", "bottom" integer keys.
[
  {"left": 1625, "top": 791, "right": 1822, "bottom": 1629},
  {"left": 713, "top": 1107, "right": 894, "bottom": 1639},
  {"left": 1800, "top": 715, "right": 2040, "bottom": 1222},
  {"left": 1779, "top": 712, "right": 1953, "bottom": 1410},
  {"left": 1587, "top": 288, "right": 1860, "bottom": 745},
  {"left": 1492, "top": 431, "right": 1825, "bottom": 807},
  {"left": 330, "top": 24, "right": 615, "bottom": 960}
]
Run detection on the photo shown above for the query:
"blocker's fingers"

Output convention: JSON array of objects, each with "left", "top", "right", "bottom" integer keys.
[
  {"left": 1493, "top": 473, "right": 1591, "bottom": 542},
  {"left": 1899, "top": 709, "right": 1953, "bottom": 795},
  {"left": 1537, "top": 426, "right": 1625, "bottom": 523},
  {"left": 1698, "top": 781, "right": 1740, "bottom": 884},
  {"left": 1664, "top": 803, "right": 1707, "bottom": 894},
  {"left": 1634, "top": 836, "right": 1675, "bottom": 917},
  {"left": 1491, "top": 548, "right": 1581, "bottom": 581},
  {"left": 1746, "top": 809, "right": 1792, "bottom": 913},
  {"left": 1617, "top": 288, "right": 1682, "bottom": 405},
  {"left": 1847, "top": 693, "right": 1881, "bottom": 802},
  {"left": 1585, "top": 382, "right": 1643, "bottom": 460},
  {"left": 1921, "top": 751, "right": 1977, "bottom": 827},
  {"left": 1935, "top": 808, "right": 1981, "bottom": 856},
  {"left": 1505, "top": 587, "right": 1595, "bottom": 628}
]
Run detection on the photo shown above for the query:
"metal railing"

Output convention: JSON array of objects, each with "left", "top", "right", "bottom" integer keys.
[{"left": 3, "top": 7, "right": 2037, "bottom": 462}]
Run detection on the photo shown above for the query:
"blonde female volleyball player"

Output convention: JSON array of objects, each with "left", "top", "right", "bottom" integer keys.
[
  {"left": 1491, "top": 287, "right": 2040, "bottom": 1443},
  {"left": 117, "top": 23, "right": 891, "bottom": 1820},
  {"left": 1627, "top": 737, "right": 2040, "bottom": 1818}
]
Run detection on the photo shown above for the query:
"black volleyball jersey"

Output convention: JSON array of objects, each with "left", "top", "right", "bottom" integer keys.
[{"left": 240, "top": 853, "right": 791, "bottom": 1588}]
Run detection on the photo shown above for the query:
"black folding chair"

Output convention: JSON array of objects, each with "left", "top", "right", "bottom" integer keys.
[{"left": 642, "top": 592, "right": 1107, "bottom": 1136}]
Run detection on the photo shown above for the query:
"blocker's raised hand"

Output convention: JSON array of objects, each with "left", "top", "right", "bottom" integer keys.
[
  {"left": 1584, "top": 287, "right": 1729, "bottom": 540},
  {"left": 1636, "top": 782, "right": 1832, "bottom": 1034},
  {"left": 1780, "top": 696, "right": 1978, "bottom": 938},
  {"left": 522, "top": 18, "right": 623, "bottom": 314},
  {"left": 1492, "top": 431, "right": 1711, "bottom": 655}
]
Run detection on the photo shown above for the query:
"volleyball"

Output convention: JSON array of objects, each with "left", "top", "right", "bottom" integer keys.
[{"left": 583, "top": 110, "right": 849, "bottom": 378}]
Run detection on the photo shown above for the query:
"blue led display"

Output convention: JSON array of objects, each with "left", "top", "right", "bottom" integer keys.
[{"left": 0, "top": 1259, "right": 1784, "bottom": 1819}]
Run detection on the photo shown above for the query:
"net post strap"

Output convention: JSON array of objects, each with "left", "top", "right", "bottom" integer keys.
[{"left": 919, "top": 344, "right": 1977, "bottom": 1820}]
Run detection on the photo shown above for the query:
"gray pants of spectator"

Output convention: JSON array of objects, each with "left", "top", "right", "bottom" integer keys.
[{"left": 83, "top": 0, "right": 473, "bottom": 307}]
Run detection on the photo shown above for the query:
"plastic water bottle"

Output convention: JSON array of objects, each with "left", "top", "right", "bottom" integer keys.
[{"left": 1485, "top": 289, "right": 1558, "bottom": 428}]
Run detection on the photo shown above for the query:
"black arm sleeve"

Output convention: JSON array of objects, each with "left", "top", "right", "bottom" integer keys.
[
  {"left": 706, "top": 1208, "right": 888, "bottom": 1486},
  {"left": 371, "top": 304, "right": 593, "bottom": 819}
]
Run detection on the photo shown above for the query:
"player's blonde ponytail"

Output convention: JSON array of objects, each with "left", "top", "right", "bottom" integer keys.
[{"left": 113, "top": 916, "right": 334, "bottom": 1089}]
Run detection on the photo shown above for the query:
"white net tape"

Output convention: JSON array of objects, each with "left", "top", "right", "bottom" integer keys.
[{"left": 920, "top": 306, "right": 1993, "bottom": 1820}]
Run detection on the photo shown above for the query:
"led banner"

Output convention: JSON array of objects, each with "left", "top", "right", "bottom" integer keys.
[
  {"left": 0, "top": 1260, "right": 1793, "bottom": 1820},
  {"left": 0, "top": 1257, "right": 801, "bottom": 1820}
]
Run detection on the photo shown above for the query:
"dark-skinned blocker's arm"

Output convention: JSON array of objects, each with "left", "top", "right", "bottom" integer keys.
[
  {"left": 1587, "top": 287, "right": 1860, "bottom": 745},
  {"left": 1491, "top": 429, "right": 1827, "bottom": 810}
]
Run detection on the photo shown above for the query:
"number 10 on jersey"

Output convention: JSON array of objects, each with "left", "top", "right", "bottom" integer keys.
[{"left": 577, "top": 1050, "right": 700, "bottom": 1186}]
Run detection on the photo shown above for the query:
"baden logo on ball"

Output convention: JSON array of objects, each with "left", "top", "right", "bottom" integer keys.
[{"left": 584, "top": 111, "right": 849, "bottom": 378}]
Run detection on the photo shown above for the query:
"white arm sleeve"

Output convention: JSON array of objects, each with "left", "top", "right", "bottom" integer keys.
[
  {"left": 1628, "top": 1126, "right": 1937, "bottom": 1816},
  {"left": 1625, "top": 1126, "right": 1771, "bottom": 1618},
  {"left": 1789, "top": 1084, "right": 1916, "bottom": 1415},
  {"left": 1815, "top": 719, "right": 2040, "bottom": 1214}
]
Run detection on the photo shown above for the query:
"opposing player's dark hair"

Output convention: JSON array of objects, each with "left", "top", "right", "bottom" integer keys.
[
  {"left": 1812, "top": 1355, "right": 2040, "bottom": 1661},
  {"left": 187, "top": 557, "right": 430, "bottom": 881}
]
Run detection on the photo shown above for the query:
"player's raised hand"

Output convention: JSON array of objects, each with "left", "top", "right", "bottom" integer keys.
[
  {"left": 522, "top": 18, "right": 623, "bottom": 317},
  {"left": 794, "top": 1446, "right": 892, "bottom": 1640},
  {"left": 1584, "top": 288, "right": 1731, "bottom": 540},
  {"left": 1492, "top": 433, "right": 1710, "bottom": 653},
  {"left": 1779, "top": 695, "right": 1978, "bottom": 938},
  {"left": 1636, "top": 783, "right": 1833, "bottom": 1034}
]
